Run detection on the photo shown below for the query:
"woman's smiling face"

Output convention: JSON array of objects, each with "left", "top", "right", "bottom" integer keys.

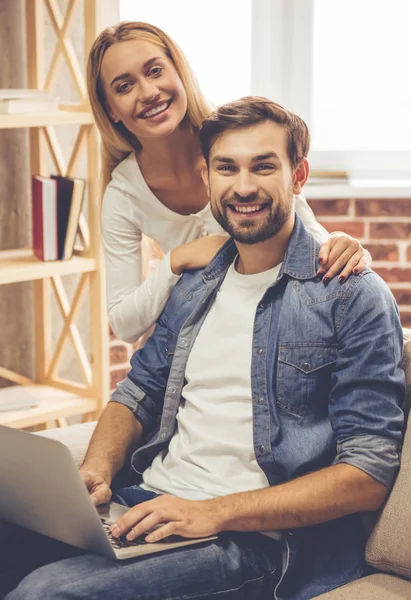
[{"left": 101, "top": 39, "right": 188, "bottom": 141}]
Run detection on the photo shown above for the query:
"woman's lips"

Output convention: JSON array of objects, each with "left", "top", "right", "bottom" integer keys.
[{"left": 139, "top": 99, "right": 172, "bottom": 120}]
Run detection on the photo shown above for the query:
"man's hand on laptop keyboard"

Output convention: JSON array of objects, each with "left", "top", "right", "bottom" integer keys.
[
  {"left": 79, "top": 469, "right": 112, "bottom": 506},
  {"left": 109, "top": 494, "right": 222, "bottom": 543}
]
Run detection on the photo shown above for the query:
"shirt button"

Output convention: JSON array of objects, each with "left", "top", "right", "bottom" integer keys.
[
  {"left": 171, "top": 388, "right": 177, "bottom": 394},
  {"left": 181, "top": 340, "right": 189, "bottom": 348},
  {"left": 303, "top": 362, "right": 310, "bottom": 370},
  {"left": 259, "top": 303, "right": 266, "bottom": 309},
  {"left": 257, "top": 348, "right": 263, "bottom": 355},
  {"left": 258, "top": 445, "right": 265, "bottom": 454},
  {"left": 161, "top": 432, "right": 167, "bottom": 439},
  {"left": 257, "top": 397, "right": 264, "bottom": 405}
]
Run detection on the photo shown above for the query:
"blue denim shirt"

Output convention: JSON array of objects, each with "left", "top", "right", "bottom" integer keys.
[{"left": 111, "top": 214, "right": 404, "bottom": 600}]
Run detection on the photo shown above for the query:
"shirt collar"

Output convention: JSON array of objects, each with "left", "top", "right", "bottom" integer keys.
[{"left": 202, "top": 213, "right": 320, "bottom": 282}]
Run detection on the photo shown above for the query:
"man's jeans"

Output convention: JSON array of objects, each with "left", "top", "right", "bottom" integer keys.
[{"left": 2, "top": 487, "right": 281, "bottom": 600}]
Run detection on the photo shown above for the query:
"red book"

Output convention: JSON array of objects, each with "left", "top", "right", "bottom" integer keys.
[{"left": 32, "top": 175, "right": 58, "bottom": 261}]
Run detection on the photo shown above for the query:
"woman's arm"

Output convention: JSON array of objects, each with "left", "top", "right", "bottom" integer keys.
[
  {"left": 294, "top": 191, "right": 329, "bottom": 242},
  {"left": 295, "top": 192, "right": 370, "bottom": 281},
  {"left": 102, "top": 186, "right": 181, "bottom": 344},
  {"left": 102, "top": 186, "right": 227, "bottom": 344}
]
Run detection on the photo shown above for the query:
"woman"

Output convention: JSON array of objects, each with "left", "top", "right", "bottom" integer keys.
[{"left": 87, "top": 21, "right": 367, "bottom": 344}]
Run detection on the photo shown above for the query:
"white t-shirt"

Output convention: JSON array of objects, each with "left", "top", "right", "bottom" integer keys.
[
  {"left": 102, "top": 152, "right": 328, "bottom": 343},
  {"left": 142, "top": 258, "right": 282, "bottom": 501}
]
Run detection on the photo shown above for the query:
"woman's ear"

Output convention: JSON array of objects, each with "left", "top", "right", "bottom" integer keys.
[
  {"left": 293, "top": 158, "right": 309, "bottom": 194},
  {"left": 105, "top": 101, "right": 119, "bottom": 123},
  {"left": 109, "top": 111, "right": 120, "bottom": 123}
]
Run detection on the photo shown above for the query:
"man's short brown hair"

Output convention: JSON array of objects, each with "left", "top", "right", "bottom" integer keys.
[{"left": 200, "top": 96, "right": 310, "bottom": 169}]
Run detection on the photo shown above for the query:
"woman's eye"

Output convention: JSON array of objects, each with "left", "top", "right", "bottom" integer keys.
[
  {"left": 149, "top": 67, "right": 164, "bottom": 78},
  {"left": 116, "top": 82, "right": 132, "bottom": 94}
]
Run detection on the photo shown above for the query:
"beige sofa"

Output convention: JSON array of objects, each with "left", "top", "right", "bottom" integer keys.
[{"left": 38, "top": 330, "right": 411, "bottom": 599}]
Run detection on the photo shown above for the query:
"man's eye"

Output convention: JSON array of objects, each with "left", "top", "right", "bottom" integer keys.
[
  {"left": 116, "top": 82, "right": 132, "bottom": 94},
  {"left": 217, "top": 165, "right": 235, "bottom": 172},
  {"left": 255, "top": 164, "right": 275, "bottom": 172},
  {"left": 149, "top": 67, "right": 164, "bottom": 78}
]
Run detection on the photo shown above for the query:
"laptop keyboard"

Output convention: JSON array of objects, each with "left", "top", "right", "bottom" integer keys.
[{"left": 101, "top": 519, "right": 147, "bottom": 549}]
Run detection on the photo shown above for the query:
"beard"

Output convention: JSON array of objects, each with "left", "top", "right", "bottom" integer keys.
[{"left": 211, "top": 190, "right": 293, "bottom": 245}]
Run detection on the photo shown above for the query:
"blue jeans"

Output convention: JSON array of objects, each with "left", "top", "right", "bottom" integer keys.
[{"left": 3, "top": 487, "right": 280, "bottom": 600}]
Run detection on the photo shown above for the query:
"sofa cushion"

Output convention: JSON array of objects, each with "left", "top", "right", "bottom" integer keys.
[
  {"left": 35, "top": 421, "right": 96, "bottom": 468},
  {"left": 311, "top": 574, "right": 411, "bottom": 599},
  {"left": 364, "top": 330, "right": 411, "bottom": 578}
]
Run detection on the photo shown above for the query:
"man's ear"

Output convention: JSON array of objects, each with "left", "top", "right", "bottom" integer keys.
[
  {"left": 201, "top": 161, "right": 210, "bottom": 197},
  {"left": 293, "top": 158, "right": 310, "bottom": 194}
]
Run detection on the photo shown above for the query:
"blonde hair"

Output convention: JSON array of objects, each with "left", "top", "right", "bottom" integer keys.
[{"left": 87, "top": 21, "right": 212, "bottom": 194}]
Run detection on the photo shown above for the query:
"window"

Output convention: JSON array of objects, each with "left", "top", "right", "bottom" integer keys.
[
  {"left": 312, "top": 0, "right": 411, "bottom": 153},
  {"left": 110, "top": 0, "right": 411, "bottom": 179},
  {"left": 253, "top": 0, "right": 411, "bottom": 178},
  {"left": 120, "top": 0, "right": 252, "bottom": 106}
]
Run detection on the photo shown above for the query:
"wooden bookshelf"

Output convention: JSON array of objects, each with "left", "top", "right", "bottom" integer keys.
[
  {"left": 0, "top": 111, "right": 93, "bottom": 129},
  {"left": 0, "top": 385, "right": 97, "bottom": 429},
  {"left": 0, "top": 248, "right": 96, "bottom": 285},
  {"left": 0, "top": 0, "right": 109, "bottom": 430}
]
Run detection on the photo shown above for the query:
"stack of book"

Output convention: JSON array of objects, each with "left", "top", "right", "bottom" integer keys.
[
  {"left": 0, "top": 89, "right": 59, "bottom": 114},
  {"left": 32, "top": 175, "right": 86, "bottom": 261}
]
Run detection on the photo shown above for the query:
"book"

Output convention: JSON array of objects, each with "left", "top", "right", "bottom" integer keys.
[
  {"left": 0, "top": 98, "right": 59, "bottom": 114},
  {"left": 0, "top": 386, "right": 40, "bottom": 412},
  {"left": 52, "top": 175, "right": 86, "bottom": 260},
  {"left": 32, "top": 176, "right": 58, "bottom": 261}
]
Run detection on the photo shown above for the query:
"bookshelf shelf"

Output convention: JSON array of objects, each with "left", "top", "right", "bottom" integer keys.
[
  {"left": 0, "top": 111, "right": 93, "bottom": 130},
  {"left": 0, "top": 385, "right": 97, "bottom": 429},
  {"left": 0, "top": 248, "right": 96, "bottom": 285},
  {"left": 0, "top": 0, "right": 109, "bottom": 430}
]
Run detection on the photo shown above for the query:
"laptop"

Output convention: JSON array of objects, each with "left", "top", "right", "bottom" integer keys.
[{"left": 0, "top": 425, "right": 217, "bottom": 560}]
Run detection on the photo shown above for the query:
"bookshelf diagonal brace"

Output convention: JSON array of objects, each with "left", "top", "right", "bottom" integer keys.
[
  {"left": 67, "top": 125, "right": 89, "bottom": 177},
  {"left": 44, "top": 0, "right": 86, "bottom": 101},
  {"left": 47, "top": 274, "right": 92, "bottom": 387},
  {"left": 43, "top": 126, "right": 67, "bottom": 175}
]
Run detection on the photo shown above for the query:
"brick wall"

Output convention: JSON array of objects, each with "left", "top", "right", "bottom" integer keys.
[
  {"left": 309, "top": 197, "right": 411, "bottom": 328},
  {"left": 108, "top": 197, "right": 411, "bottom": 389}
]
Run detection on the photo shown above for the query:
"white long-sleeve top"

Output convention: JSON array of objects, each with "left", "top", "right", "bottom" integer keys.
[{"left": 102, "top": 152, "right": 328, "bottom": 343}]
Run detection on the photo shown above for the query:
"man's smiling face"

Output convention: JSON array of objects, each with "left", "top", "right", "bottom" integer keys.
[{"left": 205, "top": 121, "right": 298, "bottom": 244}]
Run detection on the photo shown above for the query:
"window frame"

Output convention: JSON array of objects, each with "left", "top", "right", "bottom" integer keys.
[{"left": 251, "top": 0, "right": 411, "bottom": 179}]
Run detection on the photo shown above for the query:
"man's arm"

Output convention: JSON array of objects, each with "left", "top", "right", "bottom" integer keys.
[
  {"left": 212, "top": 462, "right": 387, "bottom": 531},
  {"left": 80, "top": 309, "right": 173, "bottom": 505},
  {"left": 109, "top": 462, "right": 386, "bottom": 541},
  {"left": 80, "top": 403, "right": 143, "bottom": 505}
]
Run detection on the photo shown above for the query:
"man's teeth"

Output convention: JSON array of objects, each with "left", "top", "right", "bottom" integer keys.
[
  {"left": 232, "top": 205, "right": 263, "bottom": 213},
  {"left": 143, "top": 103, "right": 168, "bottom": 118}
]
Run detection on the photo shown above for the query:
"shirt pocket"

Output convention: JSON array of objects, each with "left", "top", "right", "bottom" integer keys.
[{"left": 277, "top": 343, "right": 337, "bottom": 417}]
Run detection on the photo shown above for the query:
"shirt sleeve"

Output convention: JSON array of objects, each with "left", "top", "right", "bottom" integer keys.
[
  {"left": 295, "top": 192, "right": 328, "bottom": 243},
  {"left": 110, "top": 313, "right": 171, "bottom": 432},
  {"left": 330, "top": 272, "right": 405, "bottom": 489},
  {"left": 102, "top": 183, "right": 181, "bottom": 344}
]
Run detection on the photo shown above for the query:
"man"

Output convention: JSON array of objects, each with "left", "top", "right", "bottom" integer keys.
[{"left": 6, "top": 97, "right": 404, "bottom": 600}]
